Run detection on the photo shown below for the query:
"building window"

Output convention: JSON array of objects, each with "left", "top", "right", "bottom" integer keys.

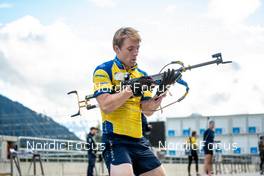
[
  {"left": 215, "top": 128, "right": 222, "bottom": 135},
  {"left": 168, "top": 150, "right": 176, "bottom": 156},
  {"left": 182, "top": 129, "right": 190, "bottom": 136},
  {"left": 248, "top": 126, "right": 256, "bottom": 134},
  {"left": 232, "top": 127, "right": 240, "bottom": 134},
  {"left": 168, "top": 130, "right": 175, "bottom": 137},
  {"left": 200, "top": 129, "right": 205, "bottom": 136},
  {"left": 234, "top": 147, "right": 241, "bottom": 154},
  {"left": 250, "top": 147, "right": 258, "bottom": 154}
]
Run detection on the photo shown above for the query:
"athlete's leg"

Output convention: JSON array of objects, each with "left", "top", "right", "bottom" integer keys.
[
  {"left": 110, "top": 163, "right": 134, "bottom": 176},
  {"left": 140, "top": 165, "right": 166, "bottom": 176},
  {"left": 188, "top": 155, "right": 192, "bottom": 175}
]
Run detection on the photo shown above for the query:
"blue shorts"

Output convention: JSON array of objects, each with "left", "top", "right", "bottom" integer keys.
[
  {"left": 102, "top": 134, "right": 161, "bottom": 175},
  {"left": 204, "top": 143, "right": 214, "bottom": 155}
]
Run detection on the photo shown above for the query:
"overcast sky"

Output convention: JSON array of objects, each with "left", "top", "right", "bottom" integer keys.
[{"left": 1, "top": 0, "right": 264, "bottom": 139}]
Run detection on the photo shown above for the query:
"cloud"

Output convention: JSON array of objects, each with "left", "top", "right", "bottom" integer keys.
[
  {"left": 164, "top": 5, "right": 177, "bottom": 14},
  {"left": 89, "top": 0, "right": 116, "bottom": 8},
  {"left": 207, "top": 0, "right": 261, "bottom": 24},
  {"left": 18, "top": 32, "right": 45, "bottom": 43},
  {"left": 231, "top": 61, "right": 241, "bottom": 71},
  {"left": 0, "top": 16, "right": 107, "bottom": 130},
  {"left": 209, "top": 92, "right": 231, "bottom": 105},
  {"left": 0, "top": 3, "right": 13, "bottom": 9},
  {"left": 0, "top": 51, "right": 26, "bottom": 85}
]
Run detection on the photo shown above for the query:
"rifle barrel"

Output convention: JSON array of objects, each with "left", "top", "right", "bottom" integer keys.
[
  {"left": 149, "top": 58, "right": 232, "bottom": 83},
  {"left": 178, "top": 59, "right": 220, "bottom": 72}
]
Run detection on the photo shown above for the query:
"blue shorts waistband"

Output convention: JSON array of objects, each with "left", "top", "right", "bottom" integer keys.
[{"left": 102, "top": 133, "right": 142, "bottom": 143}]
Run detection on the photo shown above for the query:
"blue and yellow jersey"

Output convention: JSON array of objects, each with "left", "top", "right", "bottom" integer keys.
[
  {"left": 93, "top": 56, "right": 152, "bottom": 138},
  {"left": 187, "top": 137, "right": 198, "bottom": 150}
]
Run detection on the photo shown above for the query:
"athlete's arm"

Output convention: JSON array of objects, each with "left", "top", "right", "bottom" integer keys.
[
  {"left": 141, "top": 95, "right": 165, "bottom": 116},
  {"left": 96, "top": 86, "right": 133, "bottom": 114}
]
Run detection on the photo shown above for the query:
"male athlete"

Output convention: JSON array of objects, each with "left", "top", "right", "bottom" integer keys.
[{"left": 93, "top": 27, "right": 176, "bottom": 176}]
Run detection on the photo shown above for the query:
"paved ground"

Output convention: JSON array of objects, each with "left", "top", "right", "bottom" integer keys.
[{"left": 217, "top": 173, "right": 260, "bottom": 176}]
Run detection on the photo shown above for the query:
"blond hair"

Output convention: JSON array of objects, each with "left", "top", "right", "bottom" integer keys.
[{"left": 113, "top": 27, "right": 141, "bottom": 49}]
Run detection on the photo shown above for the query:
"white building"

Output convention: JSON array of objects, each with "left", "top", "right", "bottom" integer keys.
[{"left": 165, "top": 113, "right": 264, "bottom": 157}]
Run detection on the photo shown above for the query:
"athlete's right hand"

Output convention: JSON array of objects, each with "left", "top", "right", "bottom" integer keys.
[
  {"left": 124, "top": 85, "right": 134, "bottom": 97},
  {"left": 128, "top": 79, "right": 143, "bottom": 97},
  {"left": 156, "top": 69, "right": 181, "bottom": 96}
]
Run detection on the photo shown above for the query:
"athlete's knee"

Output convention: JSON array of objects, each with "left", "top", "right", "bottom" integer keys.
[
  {"left": 110, "top": 163, "right": 134, "bottom": 176},
  {"left": 140, "top": 165, "right": 166, "bottom": 176}
]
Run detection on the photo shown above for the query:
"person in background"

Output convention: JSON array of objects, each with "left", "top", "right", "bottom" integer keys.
[
  {"left": 87, "top": 127, "right": 98, "bottom": 176},
  {"left": 187, "top": 131, "right": 200, "bottom": 176},
  {"left": 203, "top": 121, "right": 215, "bottom": 176},
  {"left": 259, "top": 136, "right": 264, "bottom": 175}
]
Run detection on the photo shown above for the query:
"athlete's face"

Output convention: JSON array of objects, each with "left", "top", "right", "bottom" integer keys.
[
  {"left": 115, "top": 38, "right": 140, "bottom": 68},
  {"left": 209, "top": 123, "right": 215, "bottom": 130},
  {"left": 91, "top": 129, "right": 98, "bottom": 135}
]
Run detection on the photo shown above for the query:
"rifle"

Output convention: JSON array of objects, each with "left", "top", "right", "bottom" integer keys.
[{"left": 68, "top": 53, "right": 232, "bottom": 117}]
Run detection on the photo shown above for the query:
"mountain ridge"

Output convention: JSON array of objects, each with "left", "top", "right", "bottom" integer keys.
[{"left": 0, "top": 94, "right": 79, "bottom": 140}]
